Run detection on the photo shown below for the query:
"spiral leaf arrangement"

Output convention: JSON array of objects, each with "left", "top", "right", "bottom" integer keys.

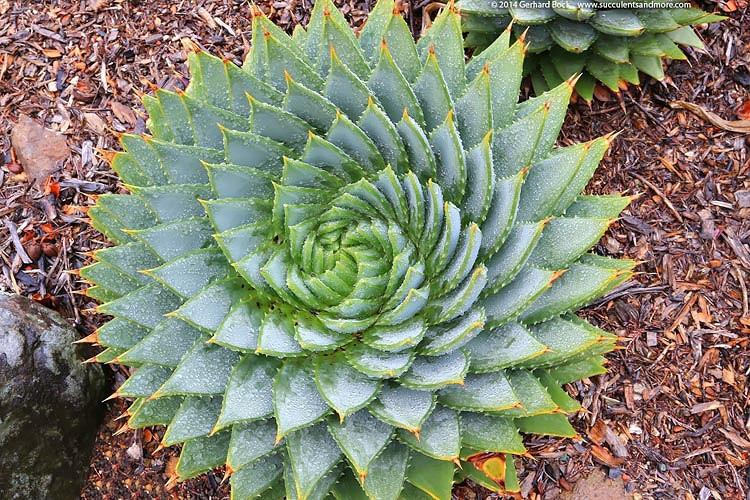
[
  {"left": 457, "top": 0, "right": 725, "bottom": 100},
  {"left": 82, "top": 0, "right": 635, "bottom": 498}
]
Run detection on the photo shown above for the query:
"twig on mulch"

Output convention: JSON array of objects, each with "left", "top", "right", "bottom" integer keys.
[
  {"left": 630, "top": 172, "right": 684, "bottom": 223},
  {"left": 670, "top": 100, "right": 750, "bottom": 134}
]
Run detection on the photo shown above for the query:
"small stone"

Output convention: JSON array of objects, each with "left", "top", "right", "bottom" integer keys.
[
  {"left": 608, "top": 468, "right": 622, "bottom": 480},
  {"left": 0, "top": 293, "right": 106, "bottom": 499},
  {"left": 126, "top": 442, "right": 143, "bottom": 461},
  {"left": 560, "top": 468, "right": 629, "bottom": 500},
  {"left": 41, "top": 241, "right": 59, "bottom": 257},
  {"left": 10, "top": 115, "right": 70, "bottom": 188},
  {"left": 23, "top": 241, "right": 42, "bottom": 261},
  {"left": 736, "top": 190, "right": 750, "bottom": 208},
  {"left": 5, "top": 162, "right": 23, "bottom": 174}
]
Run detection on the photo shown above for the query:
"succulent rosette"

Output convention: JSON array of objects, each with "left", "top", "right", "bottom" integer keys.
[
  {"left": 457, "top": 0, "right": 725, "bottom": 100},
  {"left": 82, "top": 0, "right": 635, "bottom": 498}
]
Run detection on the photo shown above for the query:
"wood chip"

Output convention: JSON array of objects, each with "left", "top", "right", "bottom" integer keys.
[{"left": 690, "top": 401, "right": 724, "bottom": 414}]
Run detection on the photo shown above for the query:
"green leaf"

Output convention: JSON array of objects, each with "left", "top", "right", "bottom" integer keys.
[
  {"left": 429, "top": 112, "right": 466, "bottom": 203},
  {"left": 406, "top": 451, "right": 454, "bottom": 500},
  {"left": 420, "top": 307, "right": 484, "bottom": 356},
  {"left": 362, "top": 442, "right": 410, "bottom": 500},
  {"left": 345, "top": 344, "right": 414, "bottom": 378},
  {"left": 294, "top": 313, "right": 350, "bottom": 352},
  {"left": 461, "top": 413, "right": 526, "bottom": 454},
  {"left": 173, "top": 280, "right": 245, "bottom": 332},
  {"left": 286, "top": 422, "right": 343, "bottom": 499},
  {"left": 455, "top": 66, "right": 492, "bottom": 149},
  {"left": 227, "top": 419, "right": 279, "bottom": 471},
  {"left": 331, "top": 470, "right": 369, "bottom": 500},
  {"left": 327, "top": 112, "right": 386, "bottom": 172},
  {"left": 461, "top": 134, "right": 494, "bottom": 224},
  {"left": 414, "top": 51, "right": 454, "bottom": 133},
  {"left": 273, "top": 360, "right": 330, "bottom": 439},
  {"left": 128, "top": 396, "right": 182, "bottom": 428},
  {"left": 359, "top": 100, "right": 409, "bottom": 172},
  {"left": 327, "top": 409, "right": 393, "bottom": 477},
  {"left": 481, "top": 266, "right": 555, "bottom": 328},
  {"left": 593, "top": 35, "right": 631, "bottom": 64},
  {"left": 364, "top": 318, "right": 427, "bottom": 352},
  {"left": 177, "top": 431, "right": 231, "bottom": 480},
  {"left": 586, "top": 54, "right": 623, "bottom": 91},
  {"left": 156, "top": 341, "right": 240, "bottom": 397},
  {"left": 132, "top": 217, "right": 213, "bottom": 262},
  {"left": 211, "top": 300, "right": 263, "bottom": 351},
  {"left": 465, "top": 321, "right": 547, "bottom": 373},
  {"left": 548, "top": 18, "right": 597, "bottom": 53},
  {"left": 565, "top": 194, "right": 632, "bottom": 219},
  {"left": 483, "top": 221, "right": 546, "bottom": 294},
  {"left": 428, "top": 265, "right": 487, "bottom": 324},
  {"left": 93, "top": 242, "right": 160, "bottom": 281},
  {"left": 516, "top": 413, "right": 576, "bottom": 437},
  {"left": 96, "top": 318, "right": 151, "bottom": 349},
  {"left": 665, "top": 26, "right": 704, "bottom": 49},
  {"left": 547, "top": 355, "right": 607, "bottom": 384},
  {"left": 439, "top": 371, "right": 520, "bottom": 412},
  {"left": 589, "top": 10, "right": 645, "bottom": 36},
  {"left": 215, "top": 355, "right": 279, "bottom": 431},
  {"left": 536, "top": 369, "right": 582, "bottom": 413},
  {"left": 635, "top": 9, "right": 681, "bottom": 32},
  {"left": 153, "top": 90, "right": 194, "bottom": 145},
  {"left": 397, "top": 113, "right": 437, "bottom": 181},
  {"left": 525, "top": 316, "right": 607, "bottom": 367},
  {"left": 519, "top": 261, "right": 631, "bottom": 324},
  {"left": 400, "top": 351, "right": 469, "bottom": 390},
  {"left": 221, "top": 129, "right": 290, "bottom": 173},
  {"left": 119, "top": 318, "right": 202, "bottom": 367},
  {"left": 400, "top": 483, "right": 434, "bottom": 500},
  {"left": 552, "top": 1, "right": 595, "bottom": 21},
  {"left": 504, "top": 369, "right": 557, "bottom": 417},
  {"left": 118, "top": 364, "right": 173, "bottom": 398},
  {"left": 509, "top": 6, "right": 556, "bottom": 24},
  {"left": 250, "top": 96, "right": 311, "bottom": 151},
  {"left": 359, "top": 0, "right": 420, "bottom": 82},
  {"left": 95, "top": 192, "right": 157, "bottom": 230},
  {"left": 257, "top": 306, "right": 305, "bottom": 357},
  {"left": 368, "top": 42, "right": 425, "bottom": 126},
  {"left": 632, "top": 54, "right": 665, "bottom": 80},
  {"left": 163, "top": 396, "right": 221, "bottom": 445},
  {"left": 416, "top": 5, "right": 466, "bottom": 97},
  {"left": 148, "top": 248, "right": 231, "bottom": 298},
  {"left": 324, "top": 49, "right": 371, "bottom": 120},
  {"left": 369, "top": 383, "right": 435, "bottom": 433},
  {"left": 399, "top": 406, "right": 460, "bottom": 460},
  {"left": 314, "top": 353, "right": 380, "bottom": 419},
  {"left": 478, "top": 171, "right": 524, "bottom": 258},
  {"left": 98, "top": 282, "right": 182, "bottom": 330},
  {"left": 230, "top": 453, "right": 284, "bottom": 498},
  {"left": 527, "top": 216, "right": 612, "bottom": 270}
]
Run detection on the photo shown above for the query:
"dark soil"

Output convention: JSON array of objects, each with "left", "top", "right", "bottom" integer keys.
[{"left": 1, "top": 0, "right": 748, "bottom": 498}]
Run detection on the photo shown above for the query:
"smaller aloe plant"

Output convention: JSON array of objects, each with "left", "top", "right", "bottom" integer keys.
[
  {"left": 457, "top": 0, "right": 725, "bottom": 100},
  {"left": 80, "top": 0, "right": 635, "bottom": 498}
]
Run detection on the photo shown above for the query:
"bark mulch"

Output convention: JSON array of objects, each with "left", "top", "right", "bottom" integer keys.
[{"left": 1, "top": 0, "right": 748, "bottom": 498}]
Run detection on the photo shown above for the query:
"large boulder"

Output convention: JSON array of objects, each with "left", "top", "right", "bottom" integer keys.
[{"left": 0, "top": 293, "right": 106, "bottom": 499}]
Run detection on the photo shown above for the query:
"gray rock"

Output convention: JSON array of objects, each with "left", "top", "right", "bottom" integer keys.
[{"left": 0, "top": 293, "right": 106, "bottom": 499}]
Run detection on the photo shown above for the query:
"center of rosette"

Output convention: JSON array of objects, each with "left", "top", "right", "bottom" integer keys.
[{"left": 282, "top": 188, "right": 429, "bottom": 336}]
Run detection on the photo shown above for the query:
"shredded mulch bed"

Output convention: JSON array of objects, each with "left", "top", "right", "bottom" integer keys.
[{"left": 1, "top": 0, "right": 749, "bottom": 498}]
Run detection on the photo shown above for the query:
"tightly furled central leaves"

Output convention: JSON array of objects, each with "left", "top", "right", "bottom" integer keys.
[{"left": 82, "top": 0, "right": 635, "bottom": 498}]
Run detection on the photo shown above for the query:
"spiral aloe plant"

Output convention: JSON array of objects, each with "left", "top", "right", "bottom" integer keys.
[
  {"left": 457, "top": 0, "right": 725, "bottom": 100},
  {"left": 81, "top": 0, "right": 635, "bottom": 497}
]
